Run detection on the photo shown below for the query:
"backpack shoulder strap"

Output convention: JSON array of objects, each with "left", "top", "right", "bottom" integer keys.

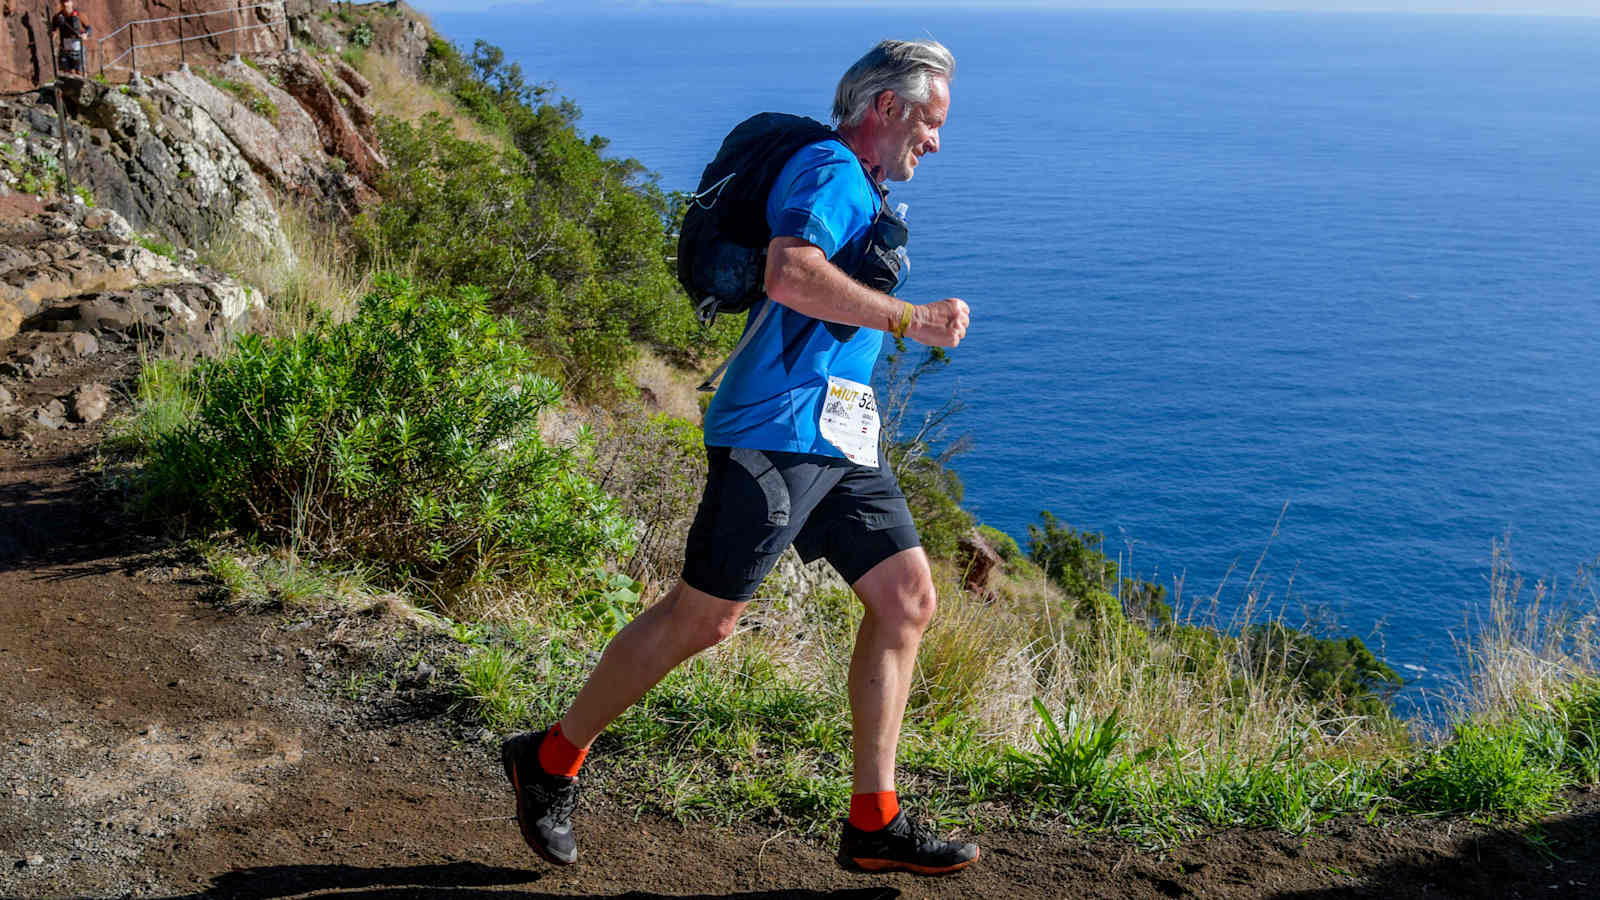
[{"left": 697, "top": 299, "right": 777, "bottom": 393}]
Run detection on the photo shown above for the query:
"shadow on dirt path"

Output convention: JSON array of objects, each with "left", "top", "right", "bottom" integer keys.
[
  {"left": 0, "top": 444, "right": 114, "bottom": 571},
  {"left": 1272, "top": 805, "right": 1600, "bottom": 899},
  {"left": 148, "top": 860, "right": 903, "bottom": 899}
]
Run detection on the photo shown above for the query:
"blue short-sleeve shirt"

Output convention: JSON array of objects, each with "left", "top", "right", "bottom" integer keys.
[{"left": 703, "top": 139, "right": 889, "bottom": 456}]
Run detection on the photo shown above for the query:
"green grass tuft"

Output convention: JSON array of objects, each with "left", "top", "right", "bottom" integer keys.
[
  {"left": 201, "top": 71, "right": 280, "bottom": 123},
  {"left": 1401, "top": 718, "right": 1567, "bottom": 821}
]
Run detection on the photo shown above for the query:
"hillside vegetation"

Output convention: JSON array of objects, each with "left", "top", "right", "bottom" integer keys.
[{"left": 111, "top": 5, "right": 1600, "bottom": 842}]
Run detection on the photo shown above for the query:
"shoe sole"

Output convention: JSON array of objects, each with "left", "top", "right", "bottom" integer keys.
[
  {"left": 501, "top": 737, "right": 577, "bottom": 867},
  {"left": 842, "top": 847, "right": 979, "bottom": 876}
]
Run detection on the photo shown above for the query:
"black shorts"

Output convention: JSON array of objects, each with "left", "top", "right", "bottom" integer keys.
[{"left": 681, "top": 446, "right": 921, "bottom": 602}]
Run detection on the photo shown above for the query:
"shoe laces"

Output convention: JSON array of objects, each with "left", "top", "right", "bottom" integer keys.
[
  {"left": 533, "top": 773, "right": 581, "bottom": 822},
  {"left": 895, "top": 811, "right": 944, "bottom": 850}
]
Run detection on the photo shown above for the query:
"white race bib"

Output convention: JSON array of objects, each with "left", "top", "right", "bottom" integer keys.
[{"left": 819, "top": 376, "right": 880, "bottom": 468}]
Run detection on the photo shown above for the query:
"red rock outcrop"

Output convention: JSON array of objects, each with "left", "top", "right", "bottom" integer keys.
[
  {"left": 256, "top": 48, "right": 382, "bottom": 183},
  {"left": 957, "top": 529, "right": 1005, "bottom": 597}
]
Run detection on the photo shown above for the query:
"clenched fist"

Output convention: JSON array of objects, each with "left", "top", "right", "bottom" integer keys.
[{"left": 907, "top": 298, "right": 970, "bottom": 348}]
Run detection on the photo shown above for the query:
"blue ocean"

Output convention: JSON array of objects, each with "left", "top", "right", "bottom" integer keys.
[{"left": 427, "top": 6, "right": 1600, "bottom": 701}]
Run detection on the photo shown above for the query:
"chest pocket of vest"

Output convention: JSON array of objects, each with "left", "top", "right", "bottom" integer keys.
[
  {"left": 828, "top": 204, "right": 911, "bottom": 344},
  {"left": 854, "top": 204, "right": 910, "bottom": 296}
]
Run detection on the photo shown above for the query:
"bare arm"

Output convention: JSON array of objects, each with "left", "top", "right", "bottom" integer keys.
[{"left": 763, "top": 236, "right": 969, "bottom": 348}]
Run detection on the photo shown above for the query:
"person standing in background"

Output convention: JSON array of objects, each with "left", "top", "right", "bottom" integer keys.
[{"left": 50, "top": 0, "right": 92, "bottom": 77}]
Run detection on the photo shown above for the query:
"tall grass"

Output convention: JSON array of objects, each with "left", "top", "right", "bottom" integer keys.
[
  {"left": 353, "top": 47, "right": 505, "bottom": 150},
  {"left": 1454, "top": 540, "right": 1600, "bottom": 720},
  {"left": 108, "top": 358, "right": 196, "bottom": 453},
  {"left": 1394, "top": 543, "right": 1600, "bottom": 820},
  {"left": 202, "top": 198, "right": 371, "bottom": 334}
]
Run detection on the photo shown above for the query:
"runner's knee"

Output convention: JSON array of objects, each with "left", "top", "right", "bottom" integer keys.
[
  {"left": 686, "top": 610, "right": 739, "bottom": 650},
  {"left": 871, "top": 578, "right": 937, "bottom": 634},
  {"left": 663, "top": 585, "right": 744, "bottom": 652},
  {"left": 905, "top": 582, "right": 937, "bottom": 632}
]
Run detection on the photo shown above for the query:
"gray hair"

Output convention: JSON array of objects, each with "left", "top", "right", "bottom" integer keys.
[{"left": 832, "top": 39, "right": 955, "bottom": 128}]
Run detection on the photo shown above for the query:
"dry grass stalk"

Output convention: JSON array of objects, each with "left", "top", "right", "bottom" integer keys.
[
  {"left": 630, "top": 351, "right": 708, "bottom": 424},
  {"left": 355, "top": 50, "right": 505, "bottom": 149},
  {"left": 1454, "top": 540, "right": 1600, "bottom": 721}
]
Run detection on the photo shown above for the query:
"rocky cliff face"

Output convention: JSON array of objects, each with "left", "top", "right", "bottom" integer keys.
[
  {"left": 0, "top": 197, "right": 265, "bottom": 438},
  {"left": 0, "top": 3, "right": 433, "bottom": 443},
  {"left": 4, "top": 43, "right": 386, "bottom": 252}
]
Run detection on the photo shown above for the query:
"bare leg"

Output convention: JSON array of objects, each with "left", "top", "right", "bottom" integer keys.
[
  {"left": 847, "top": 547, "right": 937, "bottom": 794},
  {"left": 558, "top": 579, "right": 747, "bottom": 748}
]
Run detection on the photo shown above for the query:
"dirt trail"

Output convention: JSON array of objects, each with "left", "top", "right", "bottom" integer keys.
[{"left": 2, "top": 393, "right": 1599, "bottom": 900}]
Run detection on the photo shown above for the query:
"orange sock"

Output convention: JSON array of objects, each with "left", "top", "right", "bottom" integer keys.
[
  {"left": 849, "top": 790, "right": 899, "bottom": 832},
  {"left": 537, "top": 723, "right": 588, "bottom": 778}
]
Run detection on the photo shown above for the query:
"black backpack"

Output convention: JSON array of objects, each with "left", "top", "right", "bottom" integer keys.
[{"left": 676, "top": 113, "right": 841, "bottom": 326}]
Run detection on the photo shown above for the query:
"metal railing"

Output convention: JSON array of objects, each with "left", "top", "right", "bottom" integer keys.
[{"left": 96, "top": 1, "right": 290, "bottom": 83}]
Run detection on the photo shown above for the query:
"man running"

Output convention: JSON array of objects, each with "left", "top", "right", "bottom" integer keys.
[
  {"left": 502, "top": 39, "right": 977, "bottom": 876},
  {"left": 50, "top": 0, "right": 92, "bottom": 78}
]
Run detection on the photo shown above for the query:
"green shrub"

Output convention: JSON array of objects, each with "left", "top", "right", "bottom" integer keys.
[
  {"left": 422, "top": 36, "right": 460, "bottom": 82},
  {"left": 1028, "top": 511, "right": 1118, "bottom": 616},
  {"left": 349, "top": 22, "right": 374, "bottom": 49},
  {"left": 1241, "top": 623, "right": 1402, "bottom": 718},
  {"left": 401, "top": 36, "right": 738, "bottom": 394},
  {"left": 1028, "top": 510, "right": 1174, "bottom": 626},
  {"left": 357, "top": 113, "right": 713, "bottom": 397},
  {"left": 978, "top": 524, "right": 1021, "bottom": 562},
  {"left": 425, "top": 37, "right": 542, "bottom": 114},
  {"left": 135, "top": 276, "right": 631, "bottom": 594},
  {"left": 896, "top": 452, "right": 973, "bottom": 559}
]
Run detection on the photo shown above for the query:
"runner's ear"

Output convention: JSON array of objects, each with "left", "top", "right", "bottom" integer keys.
[{"left": 874, "top": 90, "right": 897, "bottom": 121}]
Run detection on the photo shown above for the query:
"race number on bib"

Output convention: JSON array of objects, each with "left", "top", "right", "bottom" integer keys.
[{"left": 819, "top": 376, "right": 880, "bottom": 468}]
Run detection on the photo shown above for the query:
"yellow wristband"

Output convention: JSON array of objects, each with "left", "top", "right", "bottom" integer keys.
[{"left": 892, "top": 302, "right": 914, "bottom": 339}]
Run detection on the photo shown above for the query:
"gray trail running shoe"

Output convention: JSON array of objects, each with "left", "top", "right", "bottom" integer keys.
[
  {"left": 500, "top": 729, "right": 581, "bottom": 865},
  {"left": 837, "top": 810, "right": 980, "bottom": 875}
]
